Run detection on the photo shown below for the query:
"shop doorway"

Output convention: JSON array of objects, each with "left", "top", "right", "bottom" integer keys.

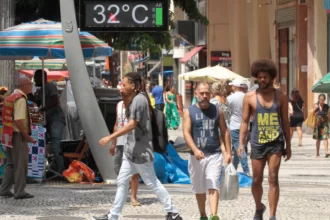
[{"left": 278, "top": 26, "right": 296, "bottom": 95}]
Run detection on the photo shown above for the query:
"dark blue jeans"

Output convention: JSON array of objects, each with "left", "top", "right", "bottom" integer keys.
[
  {"left": 49, "top": 120, "right": 65, "bottom": 172},
  {"left": 230, "top": 129, "right": 250, "bottom": 174}
]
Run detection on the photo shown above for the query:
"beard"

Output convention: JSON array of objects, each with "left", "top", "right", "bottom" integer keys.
[
  {"left": 258, "top": 81, "right": 272, "bottom": 89},
  {"left": 197, "top": 98, "right": 210, "bottom": 109}
]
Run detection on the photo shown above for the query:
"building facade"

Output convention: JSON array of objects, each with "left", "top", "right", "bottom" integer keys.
[{"left": 174, "top": 0, "right": 328, "bottom": 113}]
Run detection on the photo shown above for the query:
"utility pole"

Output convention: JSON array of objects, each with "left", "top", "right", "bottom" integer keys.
[
  {"left": 0, "top": 0, "right": 16, "bottom": 91},
  {"left": 60, "top": 0, "right": 116, "bottom": 183}
]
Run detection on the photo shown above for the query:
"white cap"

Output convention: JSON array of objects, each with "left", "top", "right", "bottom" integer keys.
[
  {"left": 229, "top": 79, "right": 245, "bottom": 87},
  {"left": 241, "top": 81, "right": 250, "bottom": 90}
]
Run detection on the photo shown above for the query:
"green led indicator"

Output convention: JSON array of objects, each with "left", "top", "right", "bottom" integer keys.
[{"left": 156, "top": 8, "right": 163, "bottom": 26}]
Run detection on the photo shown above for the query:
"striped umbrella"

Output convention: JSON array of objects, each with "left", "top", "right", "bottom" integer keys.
[
  {"left": 15, "top": 57, "right": 67, "bottom": 70},
  {"left": 0, "top": 18, "right": 112, "bottom": 59}
]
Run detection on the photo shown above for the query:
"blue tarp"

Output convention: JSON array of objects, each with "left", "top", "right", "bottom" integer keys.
[
  {"left": 153, "top": 143, "right": 190, "bottom": 184},
  {"left": 153, "top": 143, "right": 252, "bottom": 187}
]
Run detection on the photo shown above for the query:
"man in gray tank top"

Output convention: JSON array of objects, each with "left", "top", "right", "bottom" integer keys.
[
  {"left": 238, "top": 59, "right": 291, "bottom": 220},
  {"left": 183, "top": 82, "right": 232, "bottom": 220}
]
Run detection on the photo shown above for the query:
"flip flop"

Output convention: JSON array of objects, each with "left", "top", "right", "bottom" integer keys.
[{"left": 130, "top": 201, "right": 141, "bottom": 206}]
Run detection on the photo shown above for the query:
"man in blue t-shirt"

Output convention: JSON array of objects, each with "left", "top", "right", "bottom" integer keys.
[{"left": 151, "top": 83, "right": 164, "bottom": 111}]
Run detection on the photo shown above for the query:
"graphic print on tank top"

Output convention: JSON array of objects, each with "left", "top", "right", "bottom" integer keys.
[
  {"left": 251, "top": 91, "right": 284, "bottom": 146},
  {"left": 257, "top": 111, "right": 280, "bottom": 144},
  {"left": 189, "top": 104, "right": 221, "bottom": 154},
  {"left": 195, "top": 113, "right": 216, "bottom": 148}
]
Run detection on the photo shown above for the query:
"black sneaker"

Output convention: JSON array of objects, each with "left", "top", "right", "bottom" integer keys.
[
  {"left": 166, "top": 212, "right": 183, "bottom": 220},
  {"left": 91, "top": 213, "right": 110, "bottom": 220},
  {"left": 253, "top": 203, "right": 266, "bottom": 220}
]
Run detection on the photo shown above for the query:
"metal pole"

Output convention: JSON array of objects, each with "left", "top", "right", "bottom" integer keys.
[
  {"left": 159, "top": 52, "right": 164, "bottom": 86},
  {"left": 42, "top": 58, "right": 45, "bottom": 107},
  {"left": 93, "top": 56, "right": 96, "bottom": 78},
  {"left": 120, "top": 51, "right": 123, "bottom": 80},
  {"left": 60, "top": 0, "right": 116, "bottom": 183},
  {"left": 42, "top": 58, "right": 46, "bottom": 125},
  {"left": 181, "top": 63, "right": 186, "bottom": 108}
]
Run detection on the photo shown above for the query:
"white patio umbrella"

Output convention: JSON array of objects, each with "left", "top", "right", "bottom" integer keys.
[{"left": 179, "top": 64, "right": 247, "bottom": 82}]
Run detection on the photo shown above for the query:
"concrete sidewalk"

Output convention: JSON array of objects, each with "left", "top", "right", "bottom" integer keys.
[{"left": 1, "top": 133, "right": 330, "bottom": 220}]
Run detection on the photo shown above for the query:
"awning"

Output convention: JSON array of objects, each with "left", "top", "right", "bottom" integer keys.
[
  {"left": 163, "top": 70, "right": 173, "bottom": 77},
  {"left": 134, "top": 56, "right": 150, "bottom": 64},
  {"left": 180, "top": 46, "right": 205, "bottom": 64},
  {"left": 312, "top": 72, "right": 330, "bottom": 93}
]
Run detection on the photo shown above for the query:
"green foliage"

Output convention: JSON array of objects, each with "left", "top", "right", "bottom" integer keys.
[{"left": 173, "top": 0, "right": 209, "bottom": 25}]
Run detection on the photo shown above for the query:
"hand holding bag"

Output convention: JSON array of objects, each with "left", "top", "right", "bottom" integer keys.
[
  {"left": 219, "top": 164, "right": 239, "bottom": 201},
  {"left": 304, "top": 110, "right": 317, "bottom": 128}
]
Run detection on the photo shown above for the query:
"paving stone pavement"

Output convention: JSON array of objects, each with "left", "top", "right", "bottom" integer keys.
[{"left": 1, "top": 130, "right": 330, "bottom": 220}]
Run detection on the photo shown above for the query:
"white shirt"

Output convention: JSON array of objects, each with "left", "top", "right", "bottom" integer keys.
[
  {"left": 116, "top": 101, "right": 128, "bottom": 146},
  {"left": 227, "top": 91, "right": 245, "bottom": 130}
]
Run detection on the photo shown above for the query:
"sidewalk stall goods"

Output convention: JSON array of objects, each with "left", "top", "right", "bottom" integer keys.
[
  {"left": 0, "top": 104, "right": 46, "bottom": 181},
  {"left": 0, "top": 19, "right": 112, "bottom": 182}
]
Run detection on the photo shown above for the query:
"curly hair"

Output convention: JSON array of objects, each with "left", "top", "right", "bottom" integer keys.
[
  {"left": 251, "top": 59, "right": 277, "bottom": 79},
  {"left": 211, "top": 80, "right": 227, "bottom": 96}
]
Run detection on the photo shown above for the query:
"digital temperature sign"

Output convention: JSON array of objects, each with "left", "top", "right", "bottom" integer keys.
[{"left": 80, "top": 1, "right": 169, "bottom": 32}]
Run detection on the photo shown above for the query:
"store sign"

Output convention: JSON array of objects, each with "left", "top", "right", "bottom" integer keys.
[
  {"left": 80, "top": 0, "right": 168, "bottom": 32},
  {"left": 210, "top": 51, "right": 232, "bottom": 70}
]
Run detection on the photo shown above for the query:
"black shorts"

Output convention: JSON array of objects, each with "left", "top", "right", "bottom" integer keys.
[
  {"left": 251, "top": 142, "right": 284, "bottom": 160},
  {"left": 290, "top": 116, "right": 304, "bottom": 127}
]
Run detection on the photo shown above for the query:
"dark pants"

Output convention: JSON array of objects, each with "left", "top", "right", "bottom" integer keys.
[
  {"left": 155, "top": 103, "right": 165, "bottom": 112},
  {"left": 49, "top": 120, "right": 65, "bottom": 172},
  {"left": 0, "top": 132, "right": 29, "bottom": 198}
]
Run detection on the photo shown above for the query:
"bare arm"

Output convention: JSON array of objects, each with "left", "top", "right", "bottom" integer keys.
[
  {"left": 280, "top": 92, "right": 291, "bottom": 149},
  {"left": 314, "top": 104, "right": 319, "bottom": 114},
  {"left": 182, "top": 109, "right": 199, "bottom": 153},
  {"left": 218, "top": 107, "right": 231, "bottom": 156},
  {"left": 111, "top": 119, "right": 137, "bottom": 139},
  {"left": 164, "top": 92, "right": 170, "bottom": 103},
  {"left": 288, "top": 102, "right": 293, "bottom": 116},
  {"left": 239, "top": 95, "right": 251, "bottom": 149}
]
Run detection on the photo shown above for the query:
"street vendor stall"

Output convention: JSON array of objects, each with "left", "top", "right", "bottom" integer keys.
[{"left": 0, "top": 19, "right": 112, "bottom": 181}]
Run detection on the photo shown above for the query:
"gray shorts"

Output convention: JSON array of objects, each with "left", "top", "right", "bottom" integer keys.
[
  {"left": 114, "top": 145, "right": 124, "bottom": 175},
  {"left": 251, "top": 142, "right": 284, "bottom": 160}
]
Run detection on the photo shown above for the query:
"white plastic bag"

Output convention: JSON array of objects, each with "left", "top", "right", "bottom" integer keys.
[{"left": 219, "top": 164, "right": 239, "bottom": 201}]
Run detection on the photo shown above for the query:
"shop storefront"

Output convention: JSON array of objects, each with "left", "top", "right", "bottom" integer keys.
[{"left": 276, "top": 6, "right": 296, "bottom": 95}]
